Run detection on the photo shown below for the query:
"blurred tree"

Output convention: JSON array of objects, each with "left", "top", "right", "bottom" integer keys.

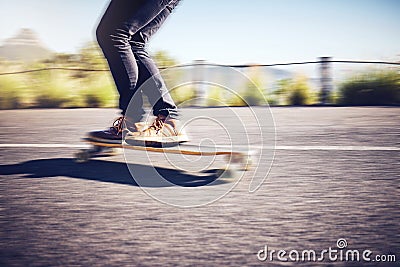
[
  {"left": 206, "top": 85, "right": 224, "bottom": 106},
  {"left": 276, "top": 76, "right": 315, "bottom": 105},
  {"left": 0, "top": 76, "right": 22, "bottom": 109},
  {"left": 79, "top": 42, "right": 107, "bottom": 67},
  {"left": 275, "top": 79, "right": 291, "bottom": 105},
  {"left": 289, "top": 76, "right": 313, "bottom": 106},
  {"left": 153, "top": 50, "right": 178, "bottom": 68},
  {"left": 339, "top": 70, "right": 400, "bottom": 106},
  {"left": 242, "top": 73, "right": 266, "bottom": 106},
  {"left": 73, "top": 42, "right": 108, "bottom": 79},
  {"left": 42, "top": 53, "right": 77, "bottom": 65}
]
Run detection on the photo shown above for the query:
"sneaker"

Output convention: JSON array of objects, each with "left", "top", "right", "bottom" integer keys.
[
  {"left": 125, "top": 115, "right": 189, "bottom": 146},
  {"left": 88, "top": 116, "right": 140, "bottom": 143}
]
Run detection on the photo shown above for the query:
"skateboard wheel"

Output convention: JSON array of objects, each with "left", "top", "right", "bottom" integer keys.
[
  {"left": 74, "top": 150, "right": 90, "bottom": 163},
  {"left": 241, "top": 156, "right": 253, "bottom": 171},
  {"left": 226, "top": 154, "right": 253, "bottom": 171},
  {"left": 216, "top": 168, "right": 237, "bottom": 179},
  {"left": 101, "top": 147, "right": 119, "bottom": 157}
]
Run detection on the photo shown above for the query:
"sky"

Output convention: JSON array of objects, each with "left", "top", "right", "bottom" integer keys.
[{"left": 0, "top": 0, "right": 400, "bottom": 66}]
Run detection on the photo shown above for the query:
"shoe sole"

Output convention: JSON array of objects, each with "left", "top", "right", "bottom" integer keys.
[
  {"left": 125, "top": 134, "right": 189, "bottom": 143},
  {"left": 87, "top": 135, "right": 123, "bottom": 144}
]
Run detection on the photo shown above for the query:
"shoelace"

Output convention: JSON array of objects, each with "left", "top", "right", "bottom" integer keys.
[
  {"left": 112, "top": 116, "right": 125, "bottom": 134},
  {"left": 147, "top": 117, "right": 165, "bottom": 133}
]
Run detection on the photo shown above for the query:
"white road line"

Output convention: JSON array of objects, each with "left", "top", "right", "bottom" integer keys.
[
  {"left": 0, "top": 144, "right": 89, "bottom": 148},
  {"left": 274, "top": 145, "right": 400, "bottom": 151},
  {"left": 0, "top": 144, "right": 399, "bottom": 151}
]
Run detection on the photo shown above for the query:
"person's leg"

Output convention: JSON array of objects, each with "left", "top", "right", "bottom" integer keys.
[
  {"left": 129, "top": 3, "right": 180, "bottom": 120},
  {"left": 89, "top": 0, "right": 176, "bottom": 142},
  {"left": 96, "top": 0, "right": 173, "bottom": 120},
  {"left": 125, "top": 1, "right": 188, "bottom": 145}
]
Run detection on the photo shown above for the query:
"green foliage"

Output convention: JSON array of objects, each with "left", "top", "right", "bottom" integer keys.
[
  {"left": 33, "top": 78, "right": 71, "bottom": 108},
  {"left": 0, "top": 42, "right": 118, "bottom": 109},
  {"left": 227, "top": 70, "right": 267, "bottom": 107},
  {"left": 26, "top": 64, "right": 71, "bottom": 108},
  {"left": 34, "top": 88, "right": 70, "bottom": 108},
  {"left": 42, "top": 53, "right": 77, "bottom": 65},
  {"left": 326, "top": 89, "right": 340, "bottom": 105},
  {"left": 241, "top": 82, "right": 265, "bottom": 106},
  {"left": 72, "top": 42, "right": 108, "bottom": 79},
  {"left": 170, "top": 84, "right": 196, "bottom": 107},
  {"left": 206, "top": 86, "right": 224, "bottom": 106},
  {"left": 153, "top": 50, "right": 178, "bottom": 69},
  {"left": 227, "top": 93, "right": 247, "bottom": 106},
  {"left": 0, "top": 76, "right": 22, "bottom": 109},
  {"left": 3, "top": 42, "right": 398, "bottom": 109},
  {"left": 276, "top": 77, "right": 315, "bottom": 105},
  {"left": 274, "top": 79, "right": 290, "bottom": 105},
  {"left": 80, "top": 75, "right": 117, "bottom": 108},
  {"left": 339, "top": 70, "right": 400, "bottom": 105},
  {"left": 243, "top": 70, "right": 267, "bottom": 106},
  {"left": 266, "top": 97, "right": 278, "bottom": 106},
  {"left": 79, "top": 42, "right": 107, "bottom": 68},
  {"left": 290, "top": 87, "right": 309, "bottom": 106}
]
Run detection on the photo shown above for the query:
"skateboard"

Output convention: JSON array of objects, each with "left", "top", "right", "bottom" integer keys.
[{"left": 74, "top": 138, "right": 256, "bottom": 175}]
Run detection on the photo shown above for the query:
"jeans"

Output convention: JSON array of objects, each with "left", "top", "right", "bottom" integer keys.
[{"left": 96, "top": 0, "right": 180, "bottom": 121}]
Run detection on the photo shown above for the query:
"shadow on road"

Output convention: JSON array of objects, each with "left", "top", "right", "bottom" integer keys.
[{"left": 0, "top": 158, "right": 227, "bottom": 187}]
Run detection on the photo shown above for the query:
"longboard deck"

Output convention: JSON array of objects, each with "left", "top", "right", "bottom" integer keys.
[
  {"left": 74, "top": 138, "right": 257, "bottom": 172},
  {"left": 83, "top": 138, "right": 256, "bottom": 157}
]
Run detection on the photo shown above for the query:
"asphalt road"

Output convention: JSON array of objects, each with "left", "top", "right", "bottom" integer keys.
[{"left": 0, "top": 107, "right": 399, "bottom": 266}]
